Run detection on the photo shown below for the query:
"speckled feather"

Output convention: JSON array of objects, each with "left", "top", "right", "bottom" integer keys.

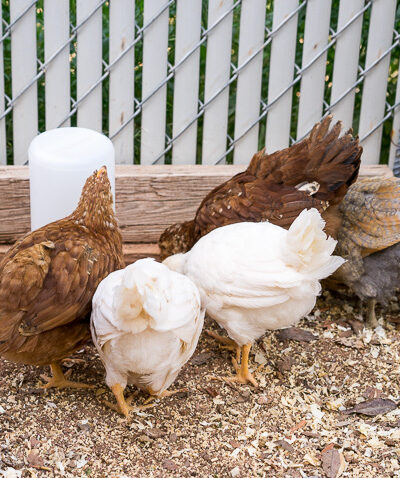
[
  {"left": 0, "top": 169, "right": 124, "bottom": 366},
  {"left": 333, "top": 176, "right": 400, "bottom": 294},
  {"left": 159, "top": 116, "right": 362, "bottom": 259},
  {"left": 351, "top": 243, "right": 400, "bottom": 304}
]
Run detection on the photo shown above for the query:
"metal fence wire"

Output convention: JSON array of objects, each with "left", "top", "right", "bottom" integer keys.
[{"left": 1, "top": 0, "right": 400, "bottom": 166}]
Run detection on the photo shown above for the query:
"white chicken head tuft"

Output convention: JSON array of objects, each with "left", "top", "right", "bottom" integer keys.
[{"left": 112, "top": 257, "right": 200, "bottom": 335}]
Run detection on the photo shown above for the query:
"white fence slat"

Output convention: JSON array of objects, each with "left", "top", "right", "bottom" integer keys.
[
  {"left": 109, "top": 0, "right": 135, "bottom": 164},
  {"left": 10, "top": 0, "right": 38, "bottom": 165},
  {"left": 358, "top": 0, "right": 396, "bottom": 165},
  {"left": 140, "top": 0, "right": 169, "bottom": 165},
  {"left": 202, "top": 0, "right": 233, "bottom": 165},
  {"left": 389, "top": 62, "right": 400, "bottom": 170},
  {"left": 172, "top": 0, "right": 202, "bottom": 165},
  {"left": 0, "top": 1, "right": 6, "bottom": 164},
  {"left": 233, "top": 0, "right": 266, "bottom": 165},
  {"left": 44, "top": 0, "right": 70, "bottom": 129},
  {"left": 265, "top": 0, "right": 298, "bottom": 153},
  {"left": 330, "top": 0, "right": 364, "bottom": 130},
  {"left": 76, "top": 0, "right": 102, "bottom": 131},
  {"left": 296, "top": 0, "right": 332, "bottom": 139}
]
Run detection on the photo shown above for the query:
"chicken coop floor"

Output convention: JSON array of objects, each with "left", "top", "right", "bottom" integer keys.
[{"left": 1, "top": 291, "right": 400, "bottom": 478}]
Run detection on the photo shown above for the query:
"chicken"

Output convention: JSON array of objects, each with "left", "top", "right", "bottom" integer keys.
[
  {"left": 0, "top": 167, "right": 124, "bottom": 389},
  {"left": 159, "top": 116, "right": 362, "bottom": 260},
  {"left": 164, "top": 209, "right": 344, "bottom": 386},
  {"left": 332, "top": 176, "right": 400, "bottom": 327},
  {"left": 90, "top": 258, "right": 204, "bottom": 417}
]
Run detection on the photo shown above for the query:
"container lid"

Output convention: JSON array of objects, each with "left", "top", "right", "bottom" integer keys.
[{"left": 28, "top": 127, "right": 114, "bottom": 170}]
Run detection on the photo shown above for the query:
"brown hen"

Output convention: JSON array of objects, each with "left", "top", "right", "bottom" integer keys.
[
  {"left": 159, "top": 116, "right": 362, "bottom": 259},
  {"left": 0, "top": 167, "right": 124, "bottom": 388},
  {"left": 332, "top": 176, "right": 400, "bottom": 327}
]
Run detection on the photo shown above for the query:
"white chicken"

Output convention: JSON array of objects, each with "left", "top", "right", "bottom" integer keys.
[
  {"left": 90, "top": 258, "right": 204, "bottom": 417},
  {"left": 164, "top": 208, "right": 344, "bottom": 386}
]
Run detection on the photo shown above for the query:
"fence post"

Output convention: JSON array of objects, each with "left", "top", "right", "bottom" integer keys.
[
  {"left": 141, "top": 0, "right": 169, "bottom": 165},
  {"left": 359, "top": 0, "right": 396, "bottom": 165},
  {"left": 265, "top": 0, "right": 299, "bottom": 153},
  {"left": 297, "top": 0, "right": 332, "bottom": 139},
  {"left": 10, "top": 0, "right": 38, "bottom": 165},
  {"left": 76, "top": 0, "right": 103, "bottom": 131},
  {"left": 202, "top": 0, "right": 233, "bottom": 165},
  {"left": 44, "top": 0, "right": 70, "bottom": 129},
  {"left": 233, "top": 0, "right": 266, "bottom": 164},
  {"left": 109, "top": 0, "right": 135, "bottom": 164}
]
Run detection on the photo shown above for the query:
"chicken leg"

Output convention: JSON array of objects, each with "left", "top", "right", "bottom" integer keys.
[
  {"left": 366, "top": 299, "right": 378, "bottom": 329},
  {"left": 229, "top": 344, "right": 258, "bottom": 387},
  {"left": 104, "top": 383, "right": 134, "bottom": 418},
  {"left": 213, "top": 343, "right": 258, "bottom": 387},
  {"left": 40, "top": 362, "right": 94, "bottom": 389},
  {"left": 206, "top": 330, "right": 241, "bottom": 362}
]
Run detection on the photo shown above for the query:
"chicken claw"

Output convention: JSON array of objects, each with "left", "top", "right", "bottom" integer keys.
[{"left": 40, "top": 363, "right": 94, "bottom": 390}]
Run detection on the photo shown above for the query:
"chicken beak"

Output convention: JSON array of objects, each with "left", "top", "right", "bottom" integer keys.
[{"left": 97, "top": 166, "right": 107, "bottom": 178}]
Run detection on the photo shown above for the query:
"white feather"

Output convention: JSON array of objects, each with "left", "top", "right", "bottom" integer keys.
[
  {"left": 91, "top": 258, "right": 204, "bottom": 394},
  {"left": 164, "top": 208, "right": 344, "bottom": 346}
]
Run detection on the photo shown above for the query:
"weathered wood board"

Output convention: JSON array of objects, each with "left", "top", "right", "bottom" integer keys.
[
  {"left": 0, "top": 243, "right": 159, "bottom": 265},
  {"left": 0, "top": 164, "right": 393, "bottom": 254},
  {"left": 0, "top": 165, "right": 247, "bottom": 244}
]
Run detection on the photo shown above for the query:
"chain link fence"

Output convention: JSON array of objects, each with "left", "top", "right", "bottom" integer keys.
[{"left": 1, "top": 0, "right": 399, "bottom": 166}]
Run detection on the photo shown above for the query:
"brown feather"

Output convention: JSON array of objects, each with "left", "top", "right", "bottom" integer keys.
[
  {"left": 333, "top": 176, "right": 400, "bottom": 286},
  {"left": 0, "top": 167, "right": 124, "bottom": 366},
  {"left": 159, "top": 116, "right": 362, "bottom": 259}
]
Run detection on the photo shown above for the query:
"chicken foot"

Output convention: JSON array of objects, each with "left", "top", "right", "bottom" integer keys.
[
  {"left": 212, "top": 343, "right": 258, "bottom": 387},
  {"left": 365, "top": 299, "right": 378, "bottom": 329},
  {"left": 206, "top": 330, "right": 241, "bottom": 363},
  {"left": 143, "top": 387, "right": 189, "bottom": 405},
  {"left": 105, "top": 385, "right": 188, "bottom": 417},
  {"left": 103, "top": 383, "right": 135, "bottom": 418},
  {"left": 40, "top": 362, "right": 94, "bottom": 389},
  {"left": 229, "top": 344, "right": 258, "bottom": 387}
]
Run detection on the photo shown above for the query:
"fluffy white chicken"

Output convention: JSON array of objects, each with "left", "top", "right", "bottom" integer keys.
[
  {"left": 90, "top": 258, "right": 204, "bottom": 417},
  {"left": 164, "top": 208, "right": 344, "bottom": 386}
]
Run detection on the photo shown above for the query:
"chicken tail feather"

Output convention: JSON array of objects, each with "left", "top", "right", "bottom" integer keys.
[
  {"left": 284, "top": 208, "right": 345, "bottom": 279},
  {"left": 248, "top": 116, "right": 362, "bottom": 206}
]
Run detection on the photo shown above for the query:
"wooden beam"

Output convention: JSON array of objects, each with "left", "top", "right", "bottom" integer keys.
[
  {"left": 0, "top": 164, "right": 393, "bottom": 244},
  {"left": 0, "top": 243, "right": 160, "bottom": 265}
]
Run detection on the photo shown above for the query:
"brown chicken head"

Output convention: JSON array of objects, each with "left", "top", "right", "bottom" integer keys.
[{"left": 72, "top": 166, "right": 117, "bottom": 231}]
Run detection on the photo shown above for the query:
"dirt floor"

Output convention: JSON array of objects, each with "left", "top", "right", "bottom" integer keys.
[{"left": 1, "top": 290, "right": 400, "bottom": 478}]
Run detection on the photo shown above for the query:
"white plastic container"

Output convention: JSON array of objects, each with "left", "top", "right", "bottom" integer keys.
[{"left": 29, "top": 128, "right": 115, "bottom": 230}]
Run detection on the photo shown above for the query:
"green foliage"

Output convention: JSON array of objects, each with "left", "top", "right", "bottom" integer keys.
[{"left": 1, "top": 0, "right": 399, "bottom": 165}]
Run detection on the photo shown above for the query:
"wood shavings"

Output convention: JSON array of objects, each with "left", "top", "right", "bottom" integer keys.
[{"left": 1, "top": 293, "right": 400, "bottom": 476}]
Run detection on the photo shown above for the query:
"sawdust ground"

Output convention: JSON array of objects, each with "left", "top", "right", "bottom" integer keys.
[{"left": 1, "top": 291, "right": 400, "bottom": 478}]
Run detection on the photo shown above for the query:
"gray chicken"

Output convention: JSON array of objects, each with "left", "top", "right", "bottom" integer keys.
[{"left": 333, "top": 176, "right": 400, "bottom": 327}]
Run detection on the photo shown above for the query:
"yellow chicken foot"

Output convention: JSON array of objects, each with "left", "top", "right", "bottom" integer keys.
[
  {"left": 143, "top": 387, "right": 189, "bottom": 405},
  {"left": 104, "top": 383, "right": 134, "bottom": 418},
  {"left": 366, "top": 299, "right": 378, "bottom": 328},
  {"left": 224, "top": 344, "right": 258, "bottom": 387},
  {"left": 206, "top": 330, "right": 241, "bottom": 362},
  {"left": 40, "top": 362, "right": 94, "bottom": 389}
]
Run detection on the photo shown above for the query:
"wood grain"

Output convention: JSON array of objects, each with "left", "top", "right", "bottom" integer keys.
[
  {"left": 0, "top": 164, "right": 393, "bottom": 244},
  {"left": 0, "top": 243, "right": 160, "bottom": 266}
]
